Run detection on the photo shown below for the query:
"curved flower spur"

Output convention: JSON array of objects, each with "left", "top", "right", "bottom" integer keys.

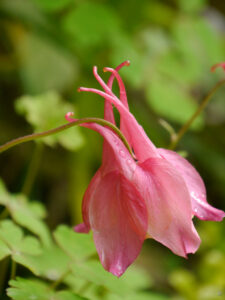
[{"left": 66, "top": 62, "right": 225, "bottom": 277}]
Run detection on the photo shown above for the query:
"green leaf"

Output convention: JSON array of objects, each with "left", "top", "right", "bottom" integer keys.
[
  {"left": 15, "top": 91, "right": 84, "bottom": 150},
  {"left": 0, "top": 220, "right": 24, "bottom": 246},
  {"left": 178, "top": 0, "right": 207, "bottom": 13},
  {"left": 0, "top": 220, "right": 42, "bottom": 274},
  {"left": 169, "top": 269, "right": 197, "bottom": 298},
  {"left": 159, "top": 18, "right": 224, "bottom": 86},
  {"left": 15, "top": 32, "right": 77, "bottom": 93},
  {"left": 158, "top": 52, "right": 202, "bottom": 85},
  {"left": 128, "top": 293, "right": 169, "bottom": 300},
  {"left": 56, "top": 291, "right": 88, "bottom": 300},
  {"left": 146, "top": 77, "right": 204, "bottom": 129},
  {"left": 34, "top": 0, "right": 73, "bottom": 12},
  {"left": 193, "top": 19, "right": 225, "bottom": 63},
  {"left": 63, "top": 274, "right": 90, "bottom": 295},
  {"left": 172, "top": 18, "right": 224, "bottom": 67},
  {"left": 120, "top": 265, "right": 151, "bottom": 291},
  {"left": 144, "top": 2, "right": 175, "bottom": 26},
  {"left": 9, "top": 195, "right": 52, "bottom": 248},
  {"left": 110, "top": 34, "right": 144, "bottom": 88},
  {"left": 71, "top": 261, "right": 123, "bottom": 295},
  {"left": 30, "top": 245, "right": 70, "bottom": 281},
  {"left": 0, "top": 239, "right": 11, "bottom": 261},
  {"left": 62, "top": 2, "right": 120, "bottom": 48},
  {"left": 71, "top": 261, "right": 149, "bottom": 296},
  {"left": 28, "top": 201, "right": 47, "bottom": 219},
  {"left": 7, "top": 277, "right": 88, "bottom": 300},
  {"left": 0, "top": 0, "right": 48, "bottom": 27},
  {"left": 54, "top": 225, "right": 96, "bottom": 261},
  {"left": 106, "top": 292, "right": 169, "bottom": 300},
  {"left": 141, "top": 29, "right": 171, "bottom": 57},
  {"left": 0, "top": 185, "right": 52, "bottom": 247},
  {"left": 7, "top": 278, "right": 51, "bottom": 300},
  {"left": 55, "top": 226, "right": 150, "bottom": 295}
]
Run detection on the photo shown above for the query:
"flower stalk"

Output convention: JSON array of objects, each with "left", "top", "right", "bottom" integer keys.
[
  {"left": 0, "top": 118, "right": 134, "bottom": 159},
  {"left": 169, "top": 79, "right": 225, "bottom": 150},
  {"left": 10, "top": 260, "right": 17, "bottom": 280}
]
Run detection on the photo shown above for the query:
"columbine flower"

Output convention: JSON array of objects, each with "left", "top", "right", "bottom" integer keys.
[{"left": 66, "top": 62, "right": 225, "bottom": 277}]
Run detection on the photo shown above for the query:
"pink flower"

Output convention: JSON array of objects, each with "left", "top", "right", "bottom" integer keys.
[{"left": 66, "top": 62, "right": 225, "bottom": 277}]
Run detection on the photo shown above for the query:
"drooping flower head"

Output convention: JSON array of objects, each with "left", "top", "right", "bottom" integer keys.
[{"left": 66, "top": 62, "right": 225, "bottom": 277}]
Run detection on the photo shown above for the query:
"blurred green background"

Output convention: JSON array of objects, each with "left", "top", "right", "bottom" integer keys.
[{"left": 0, "top": 0, "right": 225, "bottom": 299}]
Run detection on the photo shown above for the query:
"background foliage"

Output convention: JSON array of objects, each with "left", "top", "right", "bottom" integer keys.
[{"left": 0, "top": 0, "right": 224, "bottom": 299}]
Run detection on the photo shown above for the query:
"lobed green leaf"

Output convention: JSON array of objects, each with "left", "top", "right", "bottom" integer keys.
[
  {"left": 15, "top": 91, "right": 84, "bottom": 150},
  {"left": 0, "top": 220, "right": 42, "bottom": 274},
  {"left": 7, "top": 277, "right": 88, "bottom": 300}
]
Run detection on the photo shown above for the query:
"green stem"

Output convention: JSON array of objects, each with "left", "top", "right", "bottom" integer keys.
[
  {"left": 0, "top": 258, "right": 9, "bottom": 295},
  {"left": 169, "top": 79, "right": 225, "bottom": 150},
  {"left": 50, "top": 269, "right": 71, "bottom": 290},
  {"left": 21, "top": 143, "right": 43, "bottom": 196},
  {"left": 10, "top": 260, "right": 16, "bottom": 280},
  {"left": 0, "top": 118, "right": 134, "bottom": 159},
  {"left": 77, "top": 281, "right": 92, "bottom": 295}
]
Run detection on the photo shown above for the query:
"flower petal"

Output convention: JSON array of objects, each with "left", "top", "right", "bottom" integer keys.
[
  {"left": 74, "top": 169, "right": 102, "bottom": 234},
  {"left": 103, "top": 61, "right": 130, "bottom": 123},
  {"left": 65, "top": 115, "right": 136, "bottom": 176},
  {"left": 158, "top": 149, "right": 225, "bottom": 221},
  {"left": 102, "top": 67, "right": 133, "bottom": 147},
  {"left": 103, "top": 66, "right": 129, "bottom": 109},
  {"left": 92, "top": 68, "right": 158, "bottom": 160},
  {"left": 103, "top": 65, "right": 131, "bottom": 164},
  {"left": 89, "top": 171, "right": 147, "bottom": 277},
  {"left": 82, "top": 122, "right": 136, "bottom": 178},
  {"left": 134, "top": 158, "right": 201, "bottom": 257},
  {"left": 78, "top": 86, "right": 159, "bottom": 161},
  {"left": 103, "top": 62, "right": 130, "bottom": 168},
  {"left": 74, "top": 222, "right": 90, "bottom": 233}
]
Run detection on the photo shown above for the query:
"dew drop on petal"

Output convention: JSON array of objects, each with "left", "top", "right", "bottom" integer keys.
[
  {"left": 119, "top": 150, "right": 125, "bottom": 157},
  {"left": 113, "top": 137, "right": 119, "bottom": 146}
]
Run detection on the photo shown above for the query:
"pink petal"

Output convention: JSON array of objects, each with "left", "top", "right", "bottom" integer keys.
[
  {"left": 104, "top": 60, "right": 130, "bottom": 119},
  {"left": 134, "top": 158, "right": 201, "bottom": 257},
  {"left": 65, "top": 115, "right": 136, "bottom": 176},
  {"left": 83, "top": 122, "right": 136, "bottom": 178},
  {"left": 103, "top": 60, "right": 130, "bottom": 122},
  {"left": 103, "top": 61, "right": 130, "bottom": 168},
  {"left": 102, "top": 67, "right": 133, "bottom": 148},
  {"left": 89, "top": 171, "right": 147, "bottom": 277},
  {"left": 75, "top": 169, "right": 103, "bottom": 234},
  {"left": 158, "top": 149, "right": 225, "bottom": 221},
  {"left": 78, "top": 86, "right": 159, "bottom": 161},
  {"left": 102, "top": 64, "right": 131, "bottom": 163},
  {"left": 103, "top": 66, "right": 129, "bottom": 109},
  {"left": 74, "top": 223, "right": 90, "bottom": 233},
  {"left": 91, "top": 68, "right": 158, "bottom": 161}
]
